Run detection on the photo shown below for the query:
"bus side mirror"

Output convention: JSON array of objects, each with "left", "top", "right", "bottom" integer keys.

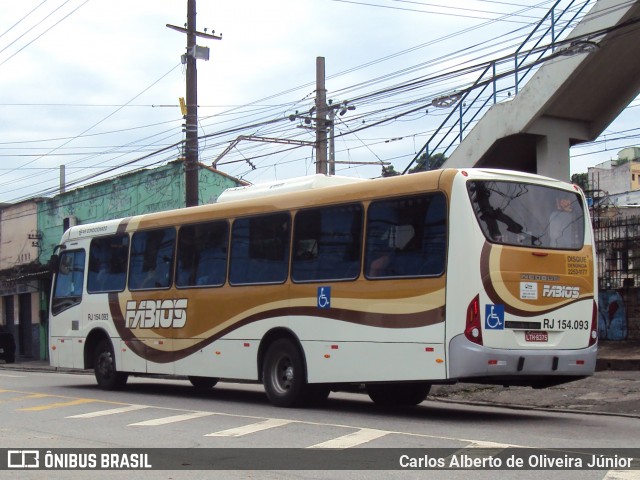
[{"left": 49, "top": 254, "right": 59, "bottom": 274}]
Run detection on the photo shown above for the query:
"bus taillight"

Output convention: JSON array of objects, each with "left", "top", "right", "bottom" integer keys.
[
  {"left": 465, "top": 295, "right": 483, "bottom": 346},
  {"left": 589, "top": 300, "right": 598, "bottom": 347}
]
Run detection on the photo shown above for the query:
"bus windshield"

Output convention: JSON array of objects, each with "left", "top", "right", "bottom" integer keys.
[{"left": 467, "top": 180, "right": 585, "bottom": 250}]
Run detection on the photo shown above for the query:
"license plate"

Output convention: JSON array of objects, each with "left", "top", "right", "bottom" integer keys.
[{"left": 525, "top": 331, "right": 548, "bottom": 342}]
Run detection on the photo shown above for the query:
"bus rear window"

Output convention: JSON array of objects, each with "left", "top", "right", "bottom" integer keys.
[{"left": 467, "top": 180, "right": 585, "bottom": 250}]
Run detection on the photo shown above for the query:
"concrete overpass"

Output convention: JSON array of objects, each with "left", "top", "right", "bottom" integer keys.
[{"left": 442, "top": 0, "right": 640, "bottom": 181}]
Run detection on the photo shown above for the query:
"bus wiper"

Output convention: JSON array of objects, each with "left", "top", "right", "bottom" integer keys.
[{"left": 520, "top": 230, "right": 542, "bottom": 247}]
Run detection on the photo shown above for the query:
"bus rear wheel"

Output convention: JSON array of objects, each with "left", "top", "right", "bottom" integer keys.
[
  {"left": 262, "top": 339, "right": 309, "bottom": 408},
  {"left": 367, "top": 382, "right": 430, "bottom": 407},
  {"left": 94, "top": 340, "right": 128, "bottom": 390}
]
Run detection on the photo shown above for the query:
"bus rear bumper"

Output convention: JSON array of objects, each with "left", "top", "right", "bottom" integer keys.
[{"left": 448, "top": 335, "right": 597, "bottom": 387}]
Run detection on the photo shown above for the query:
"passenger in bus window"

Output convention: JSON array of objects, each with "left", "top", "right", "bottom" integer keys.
[{"left": 549, "top": 196, "right": 576, "bottom": 248}]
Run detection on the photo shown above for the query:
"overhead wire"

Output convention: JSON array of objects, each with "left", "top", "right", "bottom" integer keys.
[{"left": 1, "top": 0, "right": 634, "bottom": 199}]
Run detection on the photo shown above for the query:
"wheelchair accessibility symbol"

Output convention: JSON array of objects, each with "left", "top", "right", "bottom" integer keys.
[
  {"left": 317, "top": 287, "right": 331, "bottom": 309},
  {"left": 485, "top": 304, "right": 505, "bottom": 330}
]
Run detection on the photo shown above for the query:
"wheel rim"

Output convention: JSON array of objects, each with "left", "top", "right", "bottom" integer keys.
[
  {"left": 270, "top": 354, "right": 294, "bottom": 395},
  {"left": 97, "top": 352, "right": 114, "bottom": 379}
]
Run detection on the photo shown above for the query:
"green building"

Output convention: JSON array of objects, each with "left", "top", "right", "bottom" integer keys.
[{"left": 0, "top": 161, "right": 244, "bottom": 361}]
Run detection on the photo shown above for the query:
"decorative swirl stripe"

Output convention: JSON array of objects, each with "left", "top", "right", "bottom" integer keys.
[
  {"left": 108, "top": 293, "right": 445, "bottom": 363},
  {"left": 480, "top": 242, "right": 593, "bottom": 317}
]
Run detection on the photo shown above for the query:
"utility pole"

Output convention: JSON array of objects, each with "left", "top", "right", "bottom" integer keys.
[
  {"left": 167, "top": 0, "right": 221, "bottom": 207},
  {"left": 60, "top": 165, "right": 65, "bottom": 194},
  {"left": 315, "top": 57, "right": 328, "bottom": 175},
  {"left": 184, "top": 0, "right": 199, "bottom": 207}
]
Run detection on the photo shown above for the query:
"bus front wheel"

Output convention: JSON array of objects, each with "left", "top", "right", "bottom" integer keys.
[
  {"left": 367, "top": 382, "right": 430, "bottom": 407},
  {"left": 262, "top": 339, "right": 308, "bottom": 408},
  {"left": 94, "top": 340, "right": 128, "bottom": 390}
]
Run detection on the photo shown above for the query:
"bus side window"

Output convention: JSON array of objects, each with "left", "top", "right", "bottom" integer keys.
[
  {"left": 292, "top": 204, "right": 362, "bottom": 282},
  {"left": 52, "top": 249, "right": 86, "bottom": 315},
  {"left": 177, "top": 221, "right": 229, "bottom": 288},
  {"left": 229, "top": 213, "right": 290, "bottom": 285},
  {"left": 129, "top": 228, "right": 176, "bottom": 290},
  {"left": 87, "top": 234, "right": 129, "bottom": 293},
  {"left": 365, "top": 193, "right": 446, "bottom": 278}
]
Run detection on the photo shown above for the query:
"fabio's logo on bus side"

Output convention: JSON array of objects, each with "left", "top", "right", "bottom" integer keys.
[{"left": 125, "top": 299, "right": 188, "bottom": 329}]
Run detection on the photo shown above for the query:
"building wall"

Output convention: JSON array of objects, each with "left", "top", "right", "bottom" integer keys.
[
  {"left": 618, "top": 147, "right": 640, "bottom": 162},
  {"left": 17, "top": 161, "right": 243, "bottom": 360},
  {"left": 0, "top": 201, "right": 39, "bottom": 270},
  {"left": 631, "top": 163, "right": 640, "bottom": 191},
  {"left": 589, "top": 161, "right": 632, "bottom": 196},
  {"left": 38, "top": 162, "right": 240, "bottom": 263}
]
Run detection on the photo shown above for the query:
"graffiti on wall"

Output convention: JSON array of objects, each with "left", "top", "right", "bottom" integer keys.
[{"left": 598, "top": 290, "right": 627, "bottom": 340}]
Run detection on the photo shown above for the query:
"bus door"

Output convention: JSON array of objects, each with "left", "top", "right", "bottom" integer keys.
[{"left": 50, "top": 248, "right": 87, "bottom": 369}]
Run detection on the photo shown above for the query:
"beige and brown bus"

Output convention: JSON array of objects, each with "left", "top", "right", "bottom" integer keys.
[{"left": 49, "top": 168, "right": 598, "bottom": 407}]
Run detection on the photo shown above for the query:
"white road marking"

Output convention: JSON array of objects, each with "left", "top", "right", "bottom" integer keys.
[
  {"left": 128, "top": 411, "right": 214, "bottom": 426},
  {"left": 66, "top": 404, "right": 148, "bottom": 418},
  {"left": 308, "top": 428, "right": 390, "bottom": 449},
  {"left": 205, "top": 418, "right": 293, "bottom": 437},
  {"left": 603, "top": 471, "right": 640, "bottom": 480}
]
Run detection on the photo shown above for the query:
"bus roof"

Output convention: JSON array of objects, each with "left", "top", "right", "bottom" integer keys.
[{"left": 60, "top": 168, "right": 576, "bottom": 241}]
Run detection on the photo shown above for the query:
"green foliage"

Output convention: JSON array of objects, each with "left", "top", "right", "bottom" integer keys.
[
  {"left": 383, "top": 153, "right": 448, "bottom": 177},
  {"left": 381, "top": 165, "right": 400, "bottom": 177},
  {"left": 571, "top": 173, "right": 589, "bottom": 192},
  {"left": 408, "top": 153, "right": 448, "bottom": 174}
]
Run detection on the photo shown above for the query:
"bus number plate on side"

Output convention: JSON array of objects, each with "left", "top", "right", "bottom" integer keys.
[{"left": 525, "top": 331, "right": 548, "bottom": 342}]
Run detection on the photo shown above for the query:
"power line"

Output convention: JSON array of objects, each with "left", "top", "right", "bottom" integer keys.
[{"left": 0, "top": 0, "right": 92, "bottom": 68}]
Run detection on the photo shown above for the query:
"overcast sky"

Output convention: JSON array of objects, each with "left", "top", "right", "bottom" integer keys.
[{"left": 0, "top": 0, "right": 638, "bottom": 203}]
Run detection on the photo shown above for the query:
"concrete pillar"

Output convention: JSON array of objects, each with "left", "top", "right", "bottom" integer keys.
[
  {"left": 535, "top": 132, "right": 571, "bottom": 182},
  {"left": 529, "top": 116, "right": 590, "bottom": 182}
]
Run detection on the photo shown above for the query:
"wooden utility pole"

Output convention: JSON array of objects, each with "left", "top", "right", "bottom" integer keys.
[
  {"left": 315, "top": 57, "right": 328, "bottom": 175},
  {"left": 184, "top": 0, "right": 199, "bottom": 207},
  {"left": 167, "top": 0, "right": 221, "bottom": 207}
]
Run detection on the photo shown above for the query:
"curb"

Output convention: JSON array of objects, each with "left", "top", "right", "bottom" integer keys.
[
  {"left": 429, "top": 396, "right": 640, "bottom": 419},
  {"left": 596, "top": 359, "right": 640, "bottom": 371}
]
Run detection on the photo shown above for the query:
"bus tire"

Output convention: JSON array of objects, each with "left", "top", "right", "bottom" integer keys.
[
  {"left": 262, "top": 338, "right": 308, "bottom": 408},
  {"left": 367, "top": 382, "right": 430, "bottom": 407},
  {"left": 188, "top": 376, "right": 218, "bottom": 391},
  {"left": 94, "top": 340, "right": 128, "bottom": 390}
]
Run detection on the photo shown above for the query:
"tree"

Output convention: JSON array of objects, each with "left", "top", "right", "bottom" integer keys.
[
  {"left": 571, "top": 173, "right": 589, "bottom": 192},
  {"left": 408, "top": 152, "right": 448, "bottom": 174},
  {"left": 382, "top": 153, "right": 448, "bottom": 177},
  {"left": 381, "top": 165, "right": 400, "bottom": 177}
]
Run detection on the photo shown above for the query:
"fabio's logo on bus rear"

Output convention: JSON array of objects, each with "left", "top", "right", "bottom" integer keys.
[
  {"left": 125, "top": 299, "right": 188, "bottom": 329},
  {"left": 542, "top": 285, "right": 580, "bottom": 299}
]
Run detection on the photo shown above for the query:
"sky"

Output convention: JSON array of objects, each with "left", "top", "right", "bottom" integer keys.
[{"left": 0, "top": 0, "right": 638, "bottom": 204}]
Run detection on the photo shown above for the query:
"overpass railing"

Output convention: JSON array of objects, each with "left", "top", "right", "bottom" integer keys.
[{"left": 403, "top": 0, "right": 594, "bottom": 173}]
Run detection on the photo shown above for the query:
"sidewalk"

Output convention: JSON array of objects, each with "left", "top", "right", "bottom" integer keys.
[
  {"left": 595, "top": 340, "right": 640, "bottom": 371},
  {"left": 1, "top": 341, "right": 639, "bottom": 417}
]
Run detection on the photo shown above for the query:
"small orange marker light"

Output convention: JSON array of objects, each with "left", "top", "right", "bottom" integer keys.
[
  {"left": 436, "top": 358, "right": 444, "bottom": 363},
  {"left": 324, "top": 354, "right": 331, "bottom": 359}
]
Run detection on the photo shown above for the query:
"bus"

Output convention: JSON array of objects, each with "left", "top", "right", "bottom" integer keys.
[{"left": 48, "top": 168, "right": 598, "bottom": 408}]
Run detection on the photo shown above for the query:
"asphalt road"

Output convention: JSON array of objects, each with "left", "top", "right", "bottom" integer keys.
[{"left": 0, "top": 368, "right": 638, "bottom": 479}]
